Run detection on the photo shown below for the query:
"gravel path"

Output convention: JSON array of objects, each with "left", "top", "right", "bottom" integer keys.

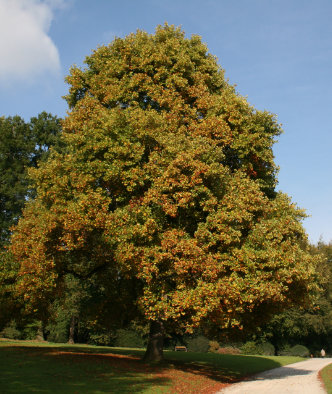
[{"left": 218, "top": 358, "right": 332, "bottom": 394}]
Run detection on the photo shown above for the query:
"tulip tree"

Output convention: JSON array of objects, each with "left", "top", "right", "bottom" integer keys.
[{"left": 10, "top": 25, "right": 319, "bottom": 361}]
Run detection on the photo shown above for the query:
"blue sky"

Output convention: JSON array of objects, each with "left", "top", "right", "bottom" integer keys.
[{"left": 0, "top": 0, "right": 331, "bottom": 244}]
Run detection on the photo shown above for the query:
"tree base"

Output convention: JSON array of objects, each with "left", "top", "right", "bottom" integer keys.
[{"left": 143, "top": 320, "right": 164, "bottom": 362}]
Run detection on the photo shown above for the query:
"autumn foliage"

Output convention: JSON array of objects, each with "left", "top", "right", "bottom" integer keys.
[{"left": 10, "top": 25, "right": 318, "bottom": 352}]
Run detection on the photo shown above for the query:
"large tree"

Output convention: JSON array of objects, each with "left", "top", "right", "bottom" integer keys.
[{"left": 10, "top": 25, "right": 319, "bottom": 361}]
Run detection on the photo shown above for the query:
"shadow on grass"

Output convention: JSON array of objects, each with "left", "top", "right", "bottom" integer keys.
[
  {"left": 0, "top": 346, "right": 170, "bottom": 393},
  {"left": 162, "top": 352, "right": 285, "bottom": 383},
  {"left": 0, "top": 342, "right": 299, "bottom": 393},
  {"left": 43, "top": 345, "right": 287, "bottom": 382}
]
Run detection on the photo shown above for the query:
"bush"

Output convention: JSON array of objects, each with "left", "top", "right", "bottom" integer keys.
[
  {"left": 23, "top": 321, "right": 43, "bottom": 340},
  {"left": 186, "top": 335, "right": 210, "bottom": 353},
  {"left": 240, "top": 341, "right": 275, "bottom": 356},
  {"left": 290, "top": 344, "right": 310, "bottom": 357},
  {"left": 278, "top": 344, "right": 310, "bottom": 357},
  {"left": 258, "top": 342, "right": 275, "bottom": 356},
  {"left": 241, "top": 341, "right": 260, "bottom": 355},
  {"left": 46, "top": 317, "right": 68, "bottom": 343},
  {"left": 217, "top": 346, "right": 241, "bottom": 355},
  {"left": 278, "top": 344, "right": 292, "bottom": 356},
  {"left": 209, "top": 340, "right": 220, "bottom": 353},
  {"left": 114, "top": 329, "right": 145, "bottom": 348},
  {"left": 1, "top": 320, "right": 21, "bottom": 339},
  {"left": 88, "top": 332, "right": 114, "bottom": 346}
]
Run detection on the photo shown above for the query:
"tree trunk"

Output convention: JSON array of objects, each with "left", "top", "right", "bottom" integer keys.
[
  {"left": 143, "top": 320, "right": 164, "bottom": 362},
  {"left": 36, "top": 322, "right": 45, "bottom": 341},
  {"left": 68, "top": 315, "right": 77, "bottom": 344}
]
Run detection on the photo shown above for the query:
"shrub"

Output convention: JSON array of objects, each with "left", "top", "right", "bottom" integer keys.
[
  {"left": 241, "top": 341, "right": 275, "bottom": 356},
  {"left": 218, "top": 346, "right": 241, "bottom": 355},
  {"left": 23, "top": 321, "right": 43, "bottom": 340},
  {"left": 114, "top": 329, "right": 145, "bottom": 348},
  {"left": 278, "top": 344, "right": 310, "bottom": 357},
  {"left": 88, "top": 332, "right": 114, "bottom": 346},
  {"left": 258, "top": 342, "right": 275, "bottom": 356},
  {"left": 89, "top": 333, "right": 112, "bottom": 346},
  {"left": 278, "top": 344, "right": 292, "bottom": 356},
  {"left": 241, "top": 341, "right": 260, "bottom": 355},
  {"left": 46, "top": 317, "right": 68, "bottom": 343},
  {"left": 290, "top": 344, "right": 310, "bottom": 357},
  {"left": 1, "top": 320, "right": 21, "bottom": 339},
  {"left": 186, "top": 335, "right": 210, "bottom": 353},
  {"left": 209, "top": 340, "right": 220, "bottom": 353}
]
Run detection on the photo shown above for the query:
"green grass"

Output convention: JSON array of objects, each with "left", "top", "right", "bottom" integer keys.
[
  {"left": 164, "top": 351, "right": 303, "bottom": 377},
  {"left": 0, "top": 339, "right": 304, "bottom": 393},
  {"left": 320, "top": 363, "right": 332, "bottom": 394}
]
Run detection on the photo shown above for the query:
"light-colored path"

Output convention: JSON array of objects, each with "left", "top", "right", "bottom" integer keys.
[{"left": 218, "top": 358, "right": 332, "bottom": 394}]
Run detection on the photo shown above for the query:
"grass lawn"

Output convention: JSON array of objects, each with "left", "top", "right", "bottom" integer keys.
[
  {"left": 320, "top": 363, "right": 332, "bottom": 394},
  {"left": 0, "top": 339, "right": 304, "bottom": 393}
]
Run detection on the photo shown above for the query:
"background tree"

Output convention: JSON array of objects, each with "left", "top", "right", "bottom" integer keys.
[
  {"left": 44, "top": 269, "right": 141, "bottom": 344},
  {"left": 0, "top": 116, "right": 31, "bottom": 246},
  {"left": 256, "top": 240, "right": 332, "bottom": 354},
  {"left": 0, "top": 112, "right": 61, "bottom": 333},
  {"left": 29, "top": 112, "right": 63, "bottom": 167},
  {"left": 10, "top": 25, "right": 319, "bottom": 361},
  {"left": 0, "top": 112, "right": 62, "bottom": 247},
  {"left": 0, "top": 250, "right": 20, "bottom": 329}
]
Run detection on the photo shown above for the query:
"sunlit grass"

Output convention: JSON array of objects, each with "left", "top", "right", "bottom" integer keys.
[{"left": 320, "top": 363, "right": 332, "bottom": 393}]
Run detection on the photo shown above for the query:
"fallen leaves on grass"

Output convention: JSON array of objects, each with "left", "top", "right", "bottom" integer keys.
[{"left": 46, "top": 349, "right": 231, "bottom": 393}]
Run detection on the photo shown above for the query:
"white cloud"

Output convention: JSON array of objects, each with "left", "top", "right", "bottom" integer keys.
[{"left": 0, "top": 0, "right": 62, "bottom": 85}]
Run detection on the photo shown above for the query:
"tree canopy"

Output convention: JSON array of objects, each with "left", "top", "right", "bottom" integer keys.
[{"left": 9, "top": 25, "right": 319, "bottom": 361}]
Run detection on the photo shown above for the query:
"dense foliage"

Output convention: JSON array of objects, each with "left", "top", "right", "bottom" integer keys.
[
  {"left": 257, "top": 241, "right": 332, "bottom": 353},
  {"left": 0, "top": 113, "right": 61, "bottom": 247},
  {"left": 8, "top": 25, "right": 320, "bottom": 360},
  {"left": 0, "top": 113, "right": 62, "bottom": 333}
]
